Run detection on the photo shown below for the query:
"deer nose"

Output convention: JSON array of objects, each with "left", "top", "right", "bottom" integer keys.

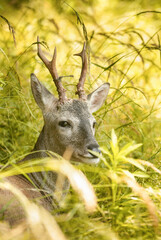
[{"left": 87, "top": 143, "right": 101, "bottom": 157}]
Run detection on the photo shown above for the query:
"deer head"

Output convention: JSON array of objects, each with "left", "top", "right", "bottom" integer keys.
[{"left": 31, "top": 37, "right": 110, "bottom": 164}]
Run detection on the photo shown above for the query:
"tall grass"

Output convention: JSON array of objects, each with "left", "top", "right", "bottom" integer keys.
[{"left": 0, "top": 0, "right": 161, "bottom": 239}]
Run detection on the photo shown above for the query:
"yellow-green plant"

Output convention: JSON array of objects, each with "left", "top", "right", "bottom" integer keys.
[{"left": 98, "top": 129, "right": 160, "bottom": 229}]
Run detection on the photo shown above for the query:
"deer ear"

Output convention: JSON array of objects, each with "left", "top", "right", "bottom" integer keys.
[
  {"left": 87, "top": 83, "right": 110, "bottom": 113},
  {"left": 30, "top": 73, "right": 56, "bottom": 111}
]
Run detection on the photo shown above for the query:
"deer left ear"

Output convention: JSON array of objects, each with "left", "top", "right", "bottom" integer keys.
[{"left": 87, "top": 83, "right": 110, "bottom": 113}]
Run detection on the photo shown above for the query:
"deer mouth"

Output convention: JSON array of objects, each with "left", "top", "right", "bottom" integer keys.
[{"left": 77, "top": 153, "right": 100, "bottom": 164}]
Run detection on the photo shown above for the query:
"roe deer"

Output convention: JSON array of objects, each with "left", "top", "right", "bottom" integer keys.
[{"left": 0, "top": 37, "right": 110, "bottom": 225}]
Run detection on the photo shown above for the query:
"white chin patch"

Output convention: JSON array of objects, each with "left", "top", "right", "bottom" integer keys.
[{"left": 80, "top": 157, "right": 100, "bottom": 165}]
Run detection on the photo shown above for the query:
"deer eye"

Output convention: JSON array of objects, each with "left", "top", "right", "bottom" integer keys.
[{"left": 58, "top": 121, "right": 71, "bottom": 128}]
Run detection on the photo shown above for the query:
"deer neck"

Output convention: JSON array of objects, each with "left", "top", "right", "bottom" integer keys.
[{"left": 23, "top": 127, "right": 69, "bottom": 202}]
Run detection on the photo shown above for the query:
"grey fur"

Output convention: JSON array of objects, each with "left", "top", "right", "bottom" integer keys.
[
  {"left": 0, "top": 70, "right": 110, "bottom": 226},
  {"left": 24, "top": 74, "right": 110, "bottom": 203}
]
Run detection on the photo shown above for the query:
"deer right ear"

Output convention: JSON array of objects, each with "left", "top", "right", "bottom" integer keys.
[{"left": 30, "top": 73, "right": 56, "bottom": 111}]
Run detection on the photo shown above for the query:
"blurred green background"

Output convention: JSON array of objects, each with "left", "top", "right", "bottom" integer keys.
[{"left": 0, "top": 0, "right": 161, "bottom": 239}]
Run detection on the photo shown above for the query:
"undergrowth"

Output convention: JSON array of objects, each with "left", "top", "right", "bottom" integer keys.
[{"left": 0, "top": 0, "right": 161, "bottom": 239}]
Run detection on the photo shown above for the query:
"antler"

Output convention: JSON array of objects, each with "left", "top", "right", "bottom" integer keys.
[
  {"left": 37, "top": 36, "right": 67, "bottom": 104},
  {"left": 74, "top": 43, "right": 87, "bottom": 101}
]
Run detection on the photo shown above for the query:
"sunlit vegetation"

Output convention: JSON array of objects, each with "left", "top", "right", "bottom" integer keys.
[{"left": 0, "top": 0, "right": 161, "bottom": 239}]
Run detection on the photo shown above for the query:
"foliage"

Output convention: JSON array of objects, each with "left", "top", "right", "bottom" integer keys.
[{"left": 0, "top": 0, "right": 161, "bottom": 239}]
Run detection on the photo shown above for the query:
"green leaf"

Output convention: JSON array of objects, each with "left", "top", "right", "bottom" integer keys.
[
  {"left": 100, "top": 155, "right": 112, "bottom": 169},
  {"left": 133, "top": 171, "right": 149, "bottom": 178},
  {"left": 111, "top": 129, "right": 119, "bottom": 155},
  {"left": 100, "top": 146, "right": 112, "bottom": 158},
  {"left": 119, "top": 143, "right": 142, "bottom": 157},
  {"left": 126, "top": 158, "right": 145, "bottom": 171}
]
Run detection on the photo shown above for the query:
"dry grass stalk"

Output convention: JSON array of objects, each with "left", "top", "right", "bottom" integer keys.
[
  {"left": 0, "top": 181, "right": 67, "bottom": 240},
  {"left": 47, "top": 159, "right": 97, "bottom": 213},
  {"left": 54, "top": 148, "right": 73, "bottom": 202},
  {"left": 138, "top": 160, "right": 161, "bottom": 175},
  {"left": 122, "top": 174, "right": 158, "bottom": 228},
  {"left": 0, "top": 155, "right": 97, "bottom": 213},
  {"left": 0, "top": 222, "right": 27, "bottom": 240}
]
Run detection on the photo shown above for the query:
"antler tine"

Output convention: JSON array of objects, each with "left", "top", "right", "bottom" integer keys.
[
  {"left": 74, "top": 42, "right": 87, "bottom": 100},
  {"left": 37, "top": 36, "right": 67, "bottom": 103}
]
